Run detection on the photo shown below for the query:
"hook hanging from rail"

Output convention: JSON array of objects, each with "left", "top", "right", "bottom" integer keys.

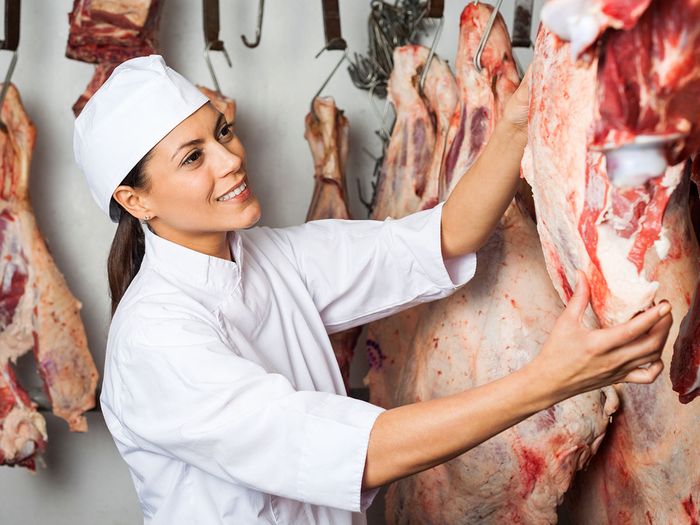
[
  {"left": 241, "top": 0, "right": 264, "bottom": 48},
  {"left": 418, "top": 15, "right": 444, "bottom": 94},
  {"left": 0, "top": 0, "right": 20, "bottom": 134},
  {"left": 310, "top": 39, "right": 349, "bottom": 121},
  {"left": 203, "top": 0, "right": 232, "bottom": 93},
  {"left": 473, "top": 0, "right": 503, "bottom": 73}
]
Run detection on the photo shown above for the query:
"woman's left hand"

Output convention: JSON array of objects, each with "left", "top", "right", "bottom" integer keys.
[{"left": 502, "top": 66, "right": 531, "bottom": 136}]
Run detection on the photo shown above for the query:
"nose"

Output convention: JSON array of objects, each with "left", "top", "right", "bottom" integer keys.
[{"left": 214, "top": 141, "right": 243, "bottom": 176}]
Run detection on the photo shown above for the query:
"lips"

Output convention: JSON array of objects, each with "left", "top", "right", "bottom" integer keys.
[{"left": 216, "top": 177, "right": 247, "bottom": 201}]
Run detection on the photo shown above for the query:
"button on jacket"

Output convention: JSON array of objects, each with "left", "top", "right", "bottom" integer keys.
[{"left": 100, "top": 202, "right": 477, "bottom": 524}]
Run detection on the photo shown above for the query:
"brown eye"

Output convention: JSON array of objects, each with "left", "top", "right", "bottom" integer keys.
[
  {"left": 183, "top": 150, "right": 202, "bottom": 165},
  {"left": 219, "top": 123, "right": 234, "bottom": 140}
]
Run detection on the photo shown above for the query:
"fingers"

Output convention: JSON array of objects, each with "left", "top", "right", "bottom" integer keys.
[
  {"left": 614, "top": 310, "right": 672, "bottom": 358},
  {"left": 563, "top": 270, "right": 590, "bottom": 322},
  {"left": 599, "top": 301, "right": 672, "bottom": 349},
  {"left": 620, "top": 359, "right": 664, "bottom": 384}
]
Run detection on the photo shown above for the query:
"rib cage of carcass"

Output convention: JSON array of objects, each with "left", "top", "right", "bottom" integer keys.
[
  {"left": 523, "top": 1, "right": 700, "bottom": 521},
  {"left": 1, "top": 83, "right": 99, "bottom": 470},
  {"left": 365, "top": 4, "right": 618, "bottom": 523}
]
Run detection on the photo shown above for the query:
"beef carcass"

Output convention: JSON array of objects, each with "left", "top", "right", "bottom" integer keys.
[
  {"left": 364, "top": 45, "right": 457, "bottom": 409},
  {"left": 371, "top": 6, "right": 617, "bottom": 523},
  {"left": 523, "top": 27, "right": 700, "bottom": 524},
  {"left": 369, "top": 46, "right": 437, "bottom": 221},
  {"left": 303, "top": 97, "right": 359, "bottom": 389},
  {"left": 540, "top": 0, "right": 652, "bottom": 58},
  {"left": 0, "top": 82, "right": 98, "bottom": 467},
  {"left": 522, "top": 27, "right": 682, "bottom": 328},
  {"left": 67, "top": 0, "right": 164, "bottom": 116},
  {"left": 440, "top": 3, "right": 519, "bottom": 200}
]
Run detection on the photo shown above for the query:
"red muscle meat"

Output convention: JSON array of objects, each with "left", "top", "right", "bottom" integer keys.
[
  {"left": 304, "top": 97, "right": 359, "bottom": 390},
  {"left": 1, "top": 83, "right": 99, "bottom": 469},
  {"left": 590, "top": 0, "right": 700, "bottom": 184},
  {"left": 541, "top": 0, "right": 652, "bottom": 58},
  {"left": 67, "top": 0, "right": 164, "bottom": 116}
]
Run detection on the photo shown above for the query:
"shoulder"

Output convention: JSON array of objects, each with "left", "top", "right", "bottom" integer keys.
[{"left": 109, "top": 274, "right": 223, "bottom": 359}]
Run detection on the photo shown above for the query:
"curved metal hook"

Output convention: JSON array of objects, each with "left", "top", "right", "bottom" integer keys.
[
  {"left": 241, "top": 0, "right": 264, "bottom": 48},
  {"left": 418, "top": 16, "right": 444, "bottom": 94},
  {"left": 204, "top": 40, "right": 232, "bottom": 94},
  {"left": 0, "top": 50, "right": 18, "bottom": 134},
  {"left": 310, "top": 39, "right": 349, "bottom": 120},
  {"left": 474, "top": 0, "right": 503, "bottom": 73}
]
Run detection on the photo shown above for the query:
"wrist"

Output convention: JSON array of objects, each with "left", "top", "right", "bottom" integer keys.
[
  {"left": 497, "top": 117, "right": 528, "bottom": 146},
  {"left": 514, "top": 361, "right": 565, "bottom": 413}
]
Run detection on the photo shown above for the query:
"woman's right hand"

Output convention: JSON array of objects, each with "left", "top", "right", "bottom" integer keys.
[{"left": 534, "top": 270, "right": 673, "bottom": 402}]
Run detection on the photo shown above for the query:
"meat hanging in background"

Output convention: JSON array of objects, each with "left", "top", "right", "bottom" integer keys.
[
  {"left": 522, "top": 26, "right": 700, "bottom": 525},
  {"left": 304, "top": 97, "right": 359, "bottom": 390},
  {"left": 364, "top": 44, "right": 456, "bottom": 409},
  {"left": 0, "top": 82, "right": 99, "bottom": 468},
  {"left": 66, "top": 0, "right": 165, "bottom": 116},
  {"left": 373, "top": 5, "right": 617, "bottom": 523}
]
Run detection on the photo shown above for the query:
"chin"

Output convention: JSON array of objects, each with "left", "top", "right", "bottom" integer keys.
[{"left": 234, "top": 199, "right": 262, "bottom": 229}]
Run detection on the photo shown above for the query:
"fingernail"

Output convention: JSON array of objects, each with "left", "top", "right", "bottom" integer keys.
[{"left": 658, "top": 303, "right": 671, "bottom": 316}]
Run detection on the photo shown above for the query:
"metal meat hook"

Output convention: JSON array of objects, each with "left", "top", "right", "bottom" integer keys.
[
  {"left": 204, "top": 40, "right": 232, "bottom": 94},
  {"left": 418, "top": 15, "right": 445, "bottom": 94},
  {"left": 310, "top": 39, "right": 349, "bottom": 121},
  {"left": 474, "top": 0, "right": 503, "bottom": 73},
  {"left": 241, "top": 0, "right": 264, "bottom": 48},
  {"left": 203, "top": 0, "right": 232, "bottom": 93}
]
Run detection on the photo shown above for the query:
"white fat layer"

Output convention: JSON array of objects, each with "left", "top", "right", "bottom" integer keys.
[
  {"left": 604, "top": 145, "right": 668, "bottom": 187},
  {"left": 654, "top": 230, "right": 671, "bottom": 260},
  {"left": 540, "top": 0, "right": 606, "bottom": 57},
  {"left": 596, "top": 223, "right": 658, "bottom": 323}
]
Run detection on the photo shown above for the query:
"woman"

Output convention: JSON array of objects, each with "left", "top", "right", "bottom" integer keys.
[{"left": 74, "top": 55, "right": 672, "bottom": 525}]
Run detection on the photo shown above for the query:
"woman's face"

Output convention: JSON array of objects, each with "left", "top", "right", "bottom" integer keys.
[{"left": 133, "top": 102, "right": 261, "bottom": 238}]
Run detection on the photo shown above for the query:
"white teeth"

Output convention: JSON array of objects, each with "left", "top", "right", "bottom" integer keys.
[{"left": 218, "top": 182, "right": 247, "bottom": 201}]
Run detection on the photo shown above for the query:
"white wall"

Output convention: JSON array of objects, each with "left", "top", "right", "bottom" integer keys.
[{"left": 0, "top": 1, "right": 541, "bottom": 523}]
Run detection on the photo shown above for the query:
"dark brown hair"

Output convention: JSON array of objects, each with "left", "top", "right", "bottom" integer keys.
[{"left": 107, "top": 149, "right": 153, "bottom": 316}]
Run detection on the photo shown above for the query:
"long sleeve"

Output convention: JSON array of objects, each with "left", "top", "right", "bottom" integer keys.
[
  {"left": 111, "top": 308, "right": 384, "bottom": 513},
  {"left": 270, "top": 201, "right": 477, "bottom": 334}
]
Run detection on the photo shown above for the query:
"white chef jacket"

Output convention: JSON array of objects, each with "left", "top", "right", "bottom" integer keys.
[{"left": 100, "top": 202, "right": 477, "bottom": 525}]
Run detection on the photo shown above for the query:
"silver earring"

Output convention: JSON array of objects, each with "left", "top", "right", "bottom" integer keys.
[{"left": 143, "top": 215, "right": 150, "bottom": 221}]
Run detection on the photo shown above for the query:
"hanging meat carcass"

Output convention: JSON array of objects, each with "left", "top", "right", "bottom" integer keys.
[
  {"left": 364, "top": 44, "right": 455, "bottom": 409},
  {"left": 368, "top": 5, "right": 618, "bottom": 524},
  {"left": 523, "top": 26, "right": 700, "bottom": 524},
  {"left": 1, "top": 83, "right": 99, "bottom": 468},
  {"left": 67, "top": 0, "right": 164, "bottom": 116},
  {"left": 303, "top": 96, "right": 359, "bottom": 390}
]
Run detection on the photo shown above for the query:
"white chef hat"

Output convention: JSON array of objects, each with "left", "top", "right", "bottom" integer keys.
[{"left": 73, "top": 54, "right": 209, "bottom": 222}]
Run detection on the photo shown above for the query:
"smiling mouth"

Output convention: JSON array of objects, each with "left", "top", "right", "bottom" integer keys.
[{"left": 217, "top": 179, "right": 248, "bottom": 201}]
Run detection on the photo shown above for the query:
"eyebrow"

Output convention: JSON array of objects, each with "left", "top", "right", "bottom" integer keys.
[{"left": 170, "top": 112, "right": 227, "bottom": 162}]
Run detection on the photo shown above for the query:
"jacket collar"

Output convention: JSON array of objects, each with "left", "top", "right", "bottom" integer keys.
[{"left": 142, "top": 225, "right": 242, "bottom": 295}]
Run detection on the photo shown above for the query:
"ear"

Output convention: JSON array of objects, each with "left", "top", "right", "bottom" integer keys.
[{"left": 112, "top": 185, "right": 154, "bottom": 221}]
